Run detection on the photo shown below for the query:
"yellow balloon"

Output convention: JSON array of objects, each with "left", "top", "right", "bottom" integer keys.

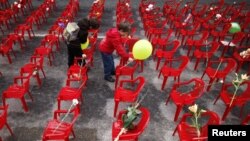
[
  {"left": 132, "top": 39, "right": 152, "bottom": 60},
  {"left": 81, "top": 38, "right": 89, "bottom": 50}
]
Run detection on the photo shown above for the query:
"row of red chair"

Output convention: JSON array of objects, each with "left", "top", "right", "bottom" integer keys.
[
  {"left": 1, "top": 0, "right": 58, "bottom": 113},
  {"left": 43, "top": 0, "right": 104, "bottom": 140},
  {"left": 0, "top": 0, "right": 33, "bottom": 34},
  {"left": 0, "top": 1, "right": 56, "bottom": 64},
  {"left": 0, "top": 1, "right": 72, "bottom": 139},
  {"left": 139, "top": 0, "right": 249, "bottom": 90},
  {"left": 139, "top": 0, "right": 250, "bottom": 119}
]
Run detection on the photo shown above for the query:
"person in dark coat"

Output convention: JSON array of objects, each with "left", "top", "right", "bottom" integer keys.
[
  {"left": 67, "top": 18, "right": 100, "bottom": 67},
  {"left": 99, "top": 22, "right": 133, "bottom": 82}
]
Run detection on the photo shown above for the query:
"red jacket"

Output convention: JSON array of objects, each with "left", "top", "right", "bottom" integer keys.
[{"left": 99, "top": 28, "right": 129, "bottom": 58}]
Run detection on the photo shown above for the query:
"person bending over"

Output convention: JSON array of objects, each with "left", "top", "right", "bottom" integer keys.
[{"left": 99, "top": 22, "right": 133, "bottom": 82}]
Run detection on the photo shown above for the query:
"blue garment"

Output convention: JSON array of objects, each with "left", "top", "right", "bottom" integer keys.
[{"left": 101, "top": 52, "right": 115, "bottom": 79}]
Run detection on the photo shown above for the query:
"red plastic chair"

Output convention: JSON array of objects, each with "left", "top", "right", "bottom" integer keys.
[
  {"left": 42, "top": 105, "right": 80, "bottom": 141},
  {"left": 158, "top": 56, "right": 189, "bottom": 90},
  {"left": 219, "top": 32, "right": 245, "bottom": 57},
  {"left": 82, "top": 47, "right": 95, "bottom": 67},
  {"left": 0, "top": 10, "right": 12, "bottom": 30},
  {"left": 20, "top": 64, "right": 42, "bottom": 87},
  {"left": 41, "top": 34, "right": 60, "bottom": 52},
  {"left": 233, "top": 47, "right": 250, "bottom": 72},
  {"left": 192, "top": 41, "right": 220, "bottom": 70},
  {"left": 151, "top": 29, "right": 173, "bottom": 55},
  {"left": 48, "top": 24, "right": 64, "bottom": 40},
  {"left": 177, "top": 22, "right": 200, "bottom": 45},
  {"left": 25, "top": 14, "right": 41, "bottom": 30},
  {"left": 0, "top": 41, "right": 16, "bottom": 64},
  {"left": 112, "top": 107, "right": 150, "bottom": 141},
  {"left": 210, "top": 23, "right": 231, "bottom": 42},
  {"left": 0, "top": 105, "right": 14, "bottom": 137},
  {"left": 45, "top": 0, "right": 57, "bottom": 11},
  {"left": 14, "top": 23, "right": 35, "bottom": 39},
  {"left": 214, "top": 81, "right": 250, "bottom": 120},
  {"left": 88, "top": 29, "right": 98, "bottom": 49},
  {"left": 125, "top": 38, "right": 144, "bottom": 72},
  {"left": 57, "top": 77, "right": 86, "bottom": 110},
  {"left": 19, "top": 55, "right": 46, "bottom": 87},
  {"left": 154, "top": 40, "right": 181, "bottom": 70},
  {"left": 66, "top": 57, "right": 88, "bottom": 86},
  {"left": 2, "top": 76, "right": 33, "bottom": 112},
  {"left": 115, "top": 61, "right": 139, "bottom": 89},
  {"left": 201, "top": 17, "right": 222, "bottom": 32},
  {"left": 34, "top": 45, "right": 54, "bottom": 66},
  {"left": 173, "top": 110, "right": 220, "bottom": 141},
  {"left": 184, "top": 30, "right": 209, "bottom": 56},
  {"left": 166, "top": 78, "right": 205, "bottom": 121},
  {"left": 7, "top": 33, "right": 25, "bottom": 51},
  {"left": 201, "top": 58, "right": 237, "bottom": 91},
  {"left": 114, "top": 76, "right": 145, "bottom": 117},
  {"left": 30, "top": 55, "right": 46, "bottom": 78},
  {"left": 242, "top": 114, "right": 250, "bottom": 125}
]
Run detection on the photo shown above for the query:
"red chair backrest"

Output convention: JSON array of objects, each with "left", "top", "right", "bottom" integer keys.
[{"left": 190, "top": 78, "right": 205, "bottom": 98}]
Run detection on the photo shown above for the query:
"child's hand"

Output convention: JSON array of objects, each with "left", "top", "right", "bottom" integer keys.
[
  {"left": 82, "top": 54, "right": 87, "bottom": 58},
  {"left": 128, "top": 57, "right": 134, "bottom": 63}
]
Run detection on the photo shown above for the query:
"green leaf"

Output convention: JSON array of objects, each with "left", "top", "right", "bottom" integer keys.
[{"left": 123, "top": 114, "right": 137, "bottom": 128}]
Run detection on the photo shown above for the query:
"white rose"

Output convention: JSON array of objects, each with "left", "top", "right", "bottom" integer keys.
[
  {"left": 72, "top": 99, "right": 79, "bottom": 106},
  {"left": 188, "top": 104, "right": 198, "bottom": 113}
]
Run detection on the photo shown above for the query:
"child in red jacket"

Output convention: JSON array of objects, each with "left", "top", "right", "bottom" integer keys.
[{"left": 99, "top": 22, "right": 133, "bottom": 82}]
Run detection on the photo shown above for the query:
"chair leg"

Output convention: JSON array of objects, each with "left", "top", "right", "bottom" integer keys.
[
  {"left": 5, "top": 123, "right": 14, "bottom": 136},
  {"left": 165, "top": 95, "right": 171, "bottom": 105},
  {"left": 18, "top": 38, "right": 24, "bottom": 51},
  {"left": 172, "top": 125, "right": 178, "bottom": 136},
  {"left": 27, "top": 91, "right": 33, "bottom": 101},
  {"left": 71, "top": 129, "right": 76, "bottom": 138},
  {"left": 194, "top": 58, "right": 200, "bottom": 70},
  {"left": 35, "top": 74, "right": 42, "bottom": 87},
  {"left": 187, "top": 46, "right": 192, "bottom": 56},
  {"left": 156, "top": 58, "right": 161, "bottom": 70},
  {"left": 206, "top": 78, "right": 215, "bottom": 91},
  {"left": 113, "top": 101, "right": 119, "bottom": 117},
  {"left": 27, "top": 30, "right": 32, "bottom": 39},
  {"left": 222, "top": 105, "right": 232, "bottom": 121},
  {"left": 213, "top": 94, "right": 221, "bottom": 105},
  {"left": 6, "top": 53, "right": 12, "bottom": 64},
  {"left": 2, "top": 95, "right": 6, "bottom": 106},
  {"left": 41, "top": 68, "right": 46, "bottom": 78},
  {"left": 48, "top": 55, "right": 52, "bottom": 66},
  {"left": 161, "top": 76, "right": 168, "bottom": 90},
  {"left": 158, "top": 70, "right": 162, "bottom": 78},
  {"left": 115, "top": 75, "right": 119, "bottom": 88},
  {"left": 201, "top": 71, "right": 206, "bottom": 79},
  {"left": 20, "top": 97, "right": 28, "bottom": 112},
  {"left": 240, "top": 104, "right": 245, "bottom": 118},
  {"left": 140, "top": 61, "right": 144, "bottom": 72},
  {"left": 174, "top": 105, "right": 182, "bottom": 122},
  {"left": 57, "top": 99, "right": 61, "bottom": 110}
]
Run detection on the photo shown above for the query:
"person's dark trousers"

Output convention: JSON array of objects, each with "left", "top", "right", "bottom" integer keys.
[
  {"left": 101, "top": 52, "right": 115, "bottom": 79},
  {"left": 67, "top": 45, "right": 83, "bottom": 67}
]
